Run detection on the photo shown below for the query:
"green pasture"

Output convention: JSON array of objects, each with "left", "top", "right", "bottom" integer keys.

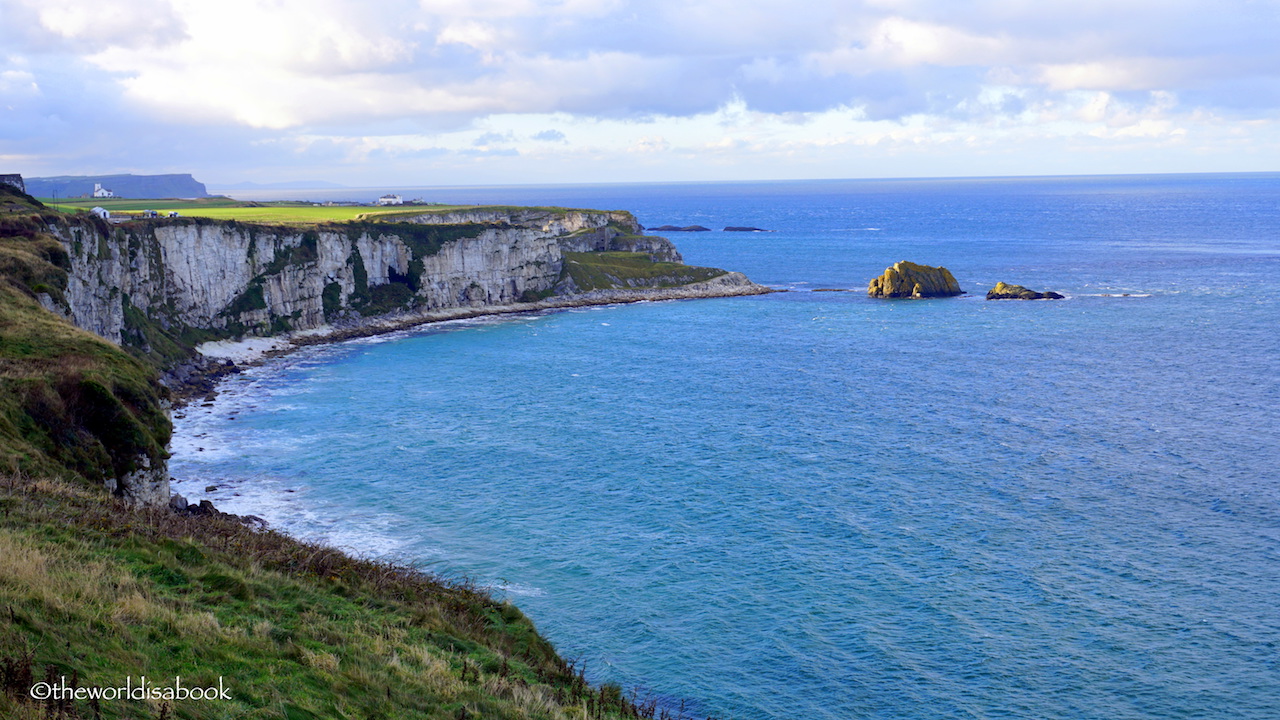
[{"left": 35, "top": 197, "right": 471, "bottom": 225}]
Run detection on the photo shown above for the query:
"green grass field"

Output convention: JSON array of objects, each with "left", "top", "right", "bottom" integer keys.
[{"left": 35, "top": 198, "right": 472, "bottom": 225}]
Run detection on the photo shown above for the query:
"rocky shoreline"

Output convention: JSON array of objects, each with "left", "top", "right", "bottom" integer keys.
[{"left": 164, "top": 272, "right": 777, "bottom": 406}]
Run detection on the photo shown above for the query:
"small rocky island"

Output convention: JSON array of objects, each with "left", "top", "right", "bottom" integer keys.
[
  {"left": 867, "top": 261, "right": 963, "bottom": 298},
  {"left": 986, "top": 282, "right": 1065, "bottom": 300}
]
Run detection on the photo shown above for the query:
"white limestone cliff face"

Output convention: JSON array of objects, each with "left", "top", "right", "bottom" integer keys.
[{"left": 56, "top": 209, "right": 681, "bottom": 344}]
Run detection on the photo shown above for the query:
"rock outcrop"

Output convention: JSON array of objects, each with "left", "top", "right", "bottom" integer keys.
[
  {"left": 986, "top": 282, "right": 1064, "bottom": 300},
  {"left": 867, "top": 261, "right": 963, "bottom": 298},
  {"left": 106, "top": 454, "right": 170, "bottom": 507}
]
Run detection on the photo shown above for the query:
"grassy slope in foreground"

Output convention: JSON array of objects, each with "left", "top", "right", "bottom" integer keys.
[
  {"left": 0, "top": 475, "right": 655, "bottom": 720},
  {"left": 0, "top": 185, "right": 686, "bottom": 719}
]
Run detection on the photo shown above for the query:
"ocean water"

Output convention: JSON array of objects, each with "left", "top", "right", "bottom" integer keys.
[{"left": 172, "top": 175, "right": 1280, "bottom": 719}]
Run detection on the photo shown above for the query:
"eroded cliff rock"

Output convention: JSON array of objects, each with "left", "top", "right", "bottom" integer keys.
[
  {"left": 53, "top": 208, "right": 695, "bottom": 361},
  {"left": 986, "top": 282, "right": 1064, "bottom": 300},
  {"left": 867, "top": 261, "right": 963, "bottom": 298}
]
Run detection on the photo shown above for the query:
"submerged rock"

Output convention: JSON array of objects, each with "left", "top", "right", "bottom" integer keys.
[
  {"left": 867, "top": 261, "right": 963, "bottom": 298},
  {"left": 723, "top": 226, "right": 768, "bottom": 232},
  {"left": 986, "top": 282, "right": 1064, "bottom": 300}
]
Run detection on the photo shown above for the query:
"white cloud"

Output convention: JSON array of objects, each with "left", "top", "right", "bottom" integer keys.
[
  {"left": 859, "top": 16, "right": 1010, "bottom": 68},
  {"left": 0, "top": 70, "right": 40, "bottom": 95},
  {"left": 5, "top": 0, "right": 1280, "bottom": 182},
  {"left": 628, "top": 136, "right": 670, "bottom": 154},
  {"left": 14, "top": 0, "right": 186, "bottom": 50},
  {"left": 1037, "top": 59, "right": 1191, "bottom": 92}
]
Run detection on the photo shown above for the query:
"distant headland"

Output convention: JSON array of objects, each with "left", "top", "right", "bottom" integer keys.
[{"left": 24, "top": 173, "right": 210, "bottom": 199}]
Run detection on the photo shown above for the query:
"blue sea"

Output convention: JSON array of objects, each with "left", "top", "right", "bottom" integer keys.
[{"left": 173, "top": 174, "right": 1280, "bottom": 719}]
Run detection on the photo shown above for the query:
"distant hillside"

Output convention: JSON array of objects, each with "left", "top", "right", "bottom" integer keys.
[{"left": 26, "top": 173, "right": 209, "bottom": 199}]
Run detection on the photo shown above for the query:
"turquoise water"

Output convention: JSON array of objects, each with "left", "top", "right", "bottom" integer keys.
[{"left": 173, "top": 175, "right": 1280, "bottom": 719}]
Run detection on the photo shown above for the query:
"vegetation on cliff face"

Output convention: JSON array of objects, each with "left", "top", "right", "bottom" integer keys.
[
  {"left": 558, "top": 252, "right": 726, "bottom": 293},
  {"left": 0, "top": 186, "right": 169, "bottom": 488}
]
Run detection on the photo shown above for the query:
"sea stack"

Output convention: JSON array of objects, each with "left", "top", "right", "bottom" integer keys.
[
  {"left": 867, "top": 261, "right": 963, "bottom": 298},
  {"left": 986, "top": 282, "right": 1064, "bottom": 300}
]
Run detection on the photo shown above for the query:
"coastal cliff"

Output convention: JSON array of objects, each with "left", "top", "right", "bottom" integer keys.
[
  {"left": 54, "top": 208, "right": 761, "bottom": 359},
  {"left": 3, "top": 189, "right": 768, "bottom": 504}
]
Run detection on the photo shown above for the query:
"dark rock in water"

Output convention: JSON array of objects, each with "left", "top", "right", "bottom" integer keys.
[
  {"left": 205, "top": 484, "right": 218, "bottom": 492},
  {"left": 240, "top": 515, "right": 269, "bottom": 530},
  {"left": 867, "top": 261, "right": 963, "bottom": 298},
  {"left": 173, "top": 497, "right": 266, "bottom": 528},
  {"left": 189, "top": 499, "right": 219, "bottom": 516},
  {"left": 649, "top": 225, "right": 711, "bottom": 232},
  {"left": 724, "top": 226, "right": 767, "bottom": 232},
  {"left": 986, "top": 282, "right": 1065, "bottom": 300}
]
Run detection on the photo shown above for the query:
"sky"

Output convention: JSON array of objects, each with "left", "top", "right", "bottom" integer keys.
[{"left": 2, "top": 0, "right": 1279, "bottom": 187}]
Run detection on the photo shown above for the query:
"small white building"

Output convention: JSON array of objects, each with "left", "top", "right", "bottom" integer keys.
[
  {"left": 376, "top": 194, "right": 403, "bottom": 206},
  {"left": 93, "top": 183, "right": 115, "bottom": 198},
  {"left": 91, "top": 206, "right": 110, "bottom": 219}
]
